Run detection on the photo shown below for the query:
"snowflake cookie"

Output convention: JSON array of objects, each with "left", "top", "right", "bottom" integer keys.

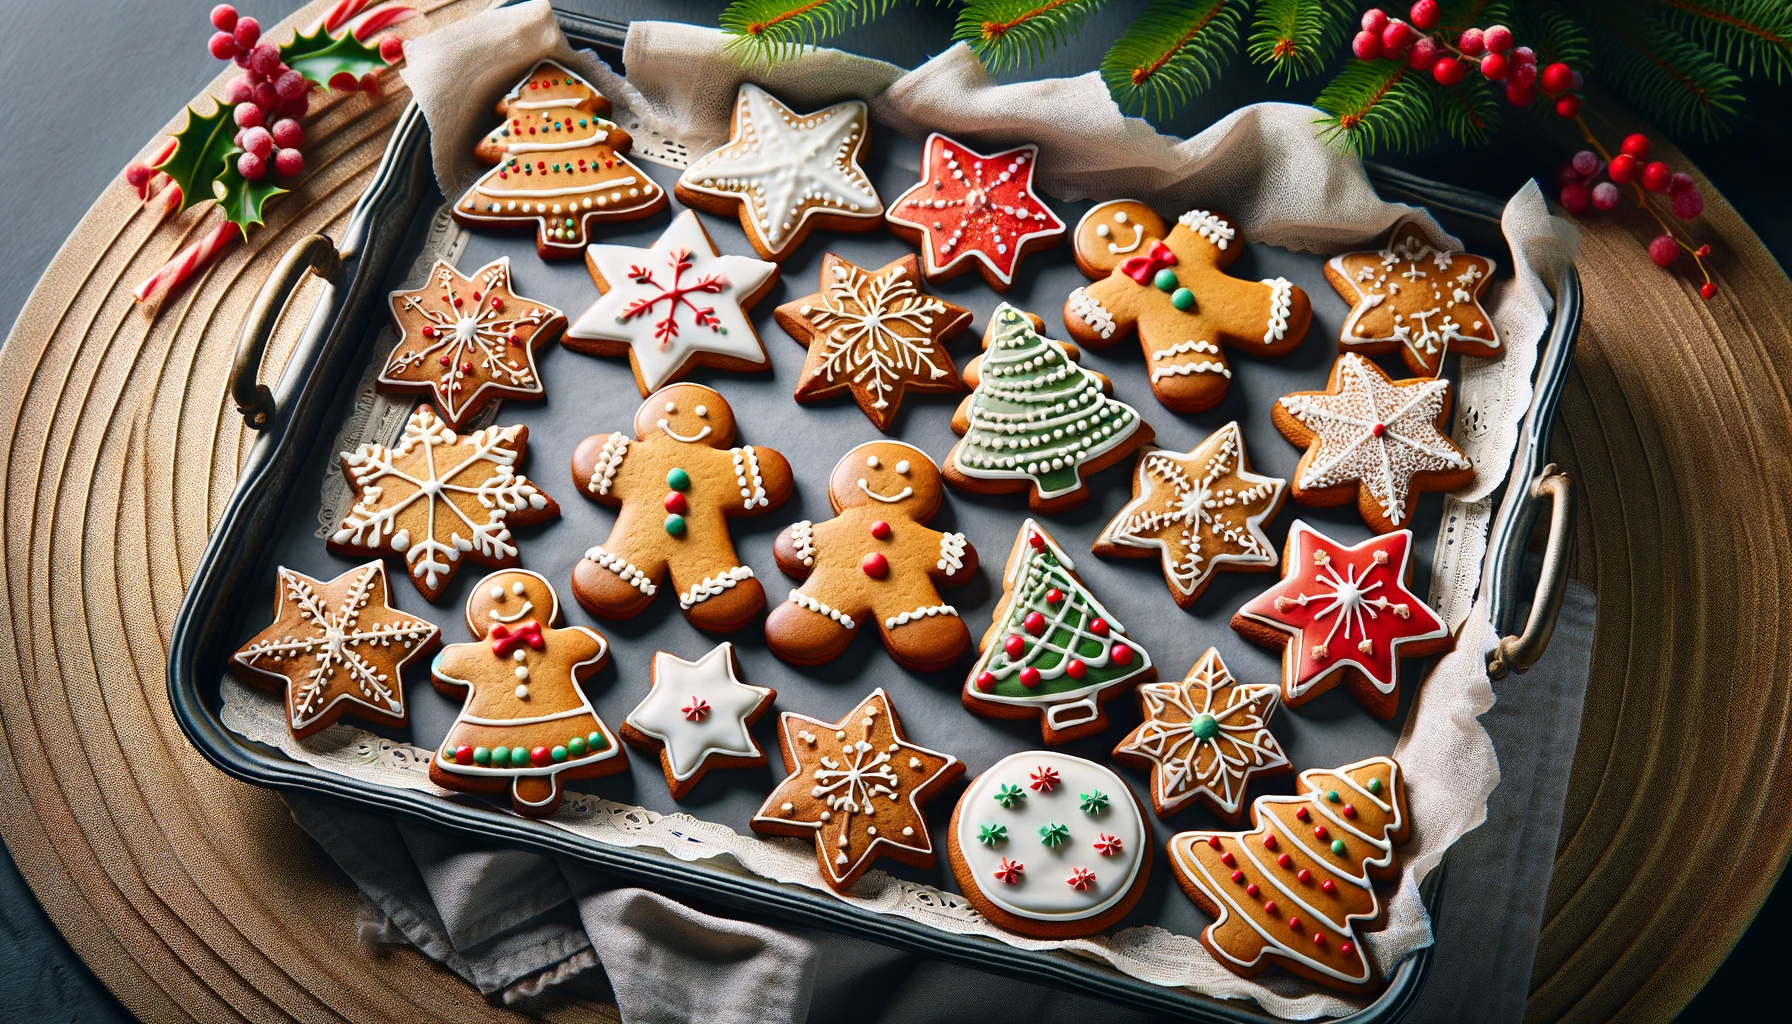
[{"left": 1326, "top": 223, "right": 1499, "bottom": 377}]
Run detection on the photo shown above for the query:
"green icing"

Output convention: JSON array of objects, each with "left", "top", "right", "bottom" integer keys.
[
  {"left": 994, "top": 783, "right": 1026, "bottom": 808},
  {"left": 1079, "top": 790, "right": 1110, "bottom": 815},
  {"left": 977, "top": 823, "right": 1008, "bottom": 846},
  {"left": 1039, "top": 821, "right": 1071, "bottom": 848}
]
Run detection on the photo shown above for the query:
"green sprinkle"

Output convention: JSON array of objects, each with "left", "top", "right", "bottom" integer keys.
[
  {"left": 510, "top": 746, "right": 529, "bottom": 766},
  {"left": 472, "top": 746, "right": 491, "bottom": 766},
  {"left": 1326, "top": 790, "right": 1341, "bottom": 803},
  {"left": 1154, "top": 268, "right": 1178, "bottom": 291},
  {"left": 1079, "top": 790, "right": 1110, "bottom": 815},
  {"left": 977, "top": 823, "right": 1008, "bottom": 846},
  {"left": 489, "top": 746, "right": 509, "bottom": 767},
  {"left": 551, "top": 745, "right": 569, "bottom": 763},
  {"left": 1171, "top": 287, "right": 1195, "bottom": 311},
  {"left": 1189, "top": 713, "right": 1220, "bottom": 740},
  {"left": 666, "top": 467, "right": 690, "bottom": 490},
  {"left": 994, "top": 783, "right": 1025, "bottom": 808},
  {"left": 1368, "top": 777, "right": 1384, "bottom": 794},
  {"left": 568, "top": 736, "right": 588, "bottom": 757},
  {"left": 588, "top": 731, "right": 607, "bottom": 750},
  {"left": 664, "top": 513, "right": 687, "bottom": 536},
  {"left": 1331, "top": 839, "right": 1347, "bottom": 855},
  {"left": 1039, "top": 822, "right": 1071, "bottom": 848}
]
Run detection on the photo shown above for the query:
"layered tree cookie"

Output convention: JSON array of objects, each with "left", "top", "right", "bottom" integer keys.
[
  {"left": 1167, "top": 757, "right": 1410, "bottom": 994},
  {"left": 765, "top": 441, "right": 978, "bottom": 672},
  {"left": 752, "top": 688, "right": 963, "bottom": 894},
  {"left": 563, "top": 209, "right": 779, "bottom": 396},
  {"left": 774, "top": 253, "right": 973, "bottom": 430},
  {"left": 1112, "top": 648, "right": 1289, "bottom": 822},
  {"left": 675, "top": 84, "right": 883, "bottom": 261},
  {"left": 944, "top": 304, "right": 1153, "bottom": 514},
  {"left": 429, "top": 570, "right": 625, "bottom": 818},
  {"left": 231, "top": 562, "right": 440, "bottom": 739},
  {"left": 379, "top": 257, "right": 565, "bottom": 430},
  {"left": 1327, "top": 223, "right": 1500, "bottom": 376},
  {"left": 330, "top": 404, "right": 559, "bottom": 602},
  {"left": 1231, "top": 522, "right": 1451, "bottom": 719},
  {"left": 1274, "top": 353, "right": 1474, "bottom": 533},
  {"left": 947, "top": 751, "right": 1151, "bottom": 938},
  {"left": 570, "top": 384, "right": 793, "bottom": 632},
  {"left": 1063, "top": 201, "right": 1311, "bottom": 412},
  {"left": 1092, "top": 421, "right": 1286, "bottom": 608},
  {"left": 622, "top": 642, "right": 775, "bottom": 800},
  {"left": 964, "top": 520, "right": 1154, "bottom": 744},
  {"left": 452, "top": 60, "right": 667, "bottom": 259},
  {"left": 884, "top": 133, "right": 1066, "bottom": 292}
]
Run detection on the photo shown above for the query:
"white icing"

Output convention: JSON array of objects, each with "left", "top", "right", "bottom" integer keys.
[
  {"left": 379, "top": 258, "right": 551, "bottom": 425},
  {"left": 884, "top": 604, "right": 958, "bottom": 629},
  {"left": 678, "top": 565, "right": 754, "bottom": 609},
  {"left": 796, "top": 260, "right": 954, "bottom": 409},
  {"left": 1261, "top": 277, "right": 1293, "bottom": 343},
  {"left": 585, "top": 544, "right": 658, "bottom": 595},
  {"left": 857, "top": 478, "right": 912, "bottom": 503},
  {"left": 1114, "top": 649, "right": 1287, "bottom": 817},
  {"left": 657, "top": 417, "right": 712, "bottom": 443},
  {"left": 1177, "top": 209, "right": 1234, "bottom": 250},
  {"left": 1330, "top": 229, "right": 1499, "bottom": 368},
  {"left": 733, "top": 446, "right": 768, "bottom": 508},
  {"left": 1066, "top": 287, "right": 1116, "bottom": 340},
  {"left": 936, "top": 532, "right": 967, "bottom": 575},
  {"left": 788, "top": 520, "right": 816, "bottom": 567},
  {"left": 626, "top": 644, "right": 772, "bottom": 782},
  {"left": 788, "top": 589, "right": 855, "bottom": 631},
  {"left": 586, "top": 433, "right": 628, "bottom": 495}
]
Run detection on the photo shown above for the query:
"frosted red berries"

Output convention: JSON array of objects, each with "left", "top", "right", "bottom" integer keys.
[
  {"left": 1648, "top": 235, "right": 1678, "bottom": 267},
  {"left": 273, "top": 148, "right": 304, "bottom": 178},
  {"left": 237, "top": 151, "right": 268, "bottom": 181},
  {"left": 211, "top": 4, "right": 238, "bottom": 32},
  {"left": 1347, "top": 9, "right": 1577, "bottom": 115},
  {"left": 271, "top": 117, "right": 304, "bottom": 149}
]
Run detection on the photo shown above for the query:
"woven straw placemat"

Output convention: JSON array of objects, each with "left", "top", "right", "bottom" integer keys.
[{"left": 0, "top": 1, "right": 1786, "bottom": 1020}]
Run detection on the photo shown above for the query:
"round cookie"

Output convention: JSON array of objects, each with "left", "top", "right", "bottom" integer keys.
[
  {"left": 621, "top": 642, "right": 775, "bottom": 800},
  {"left": 948, "top": 751, "right": 1151, "bottom": 938}
]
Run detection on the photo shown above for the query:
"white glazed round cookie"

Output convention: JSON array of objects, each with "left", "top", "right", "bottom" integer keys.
[{"left": 947, "top": 751, "right": 1151, "bottom": 937}]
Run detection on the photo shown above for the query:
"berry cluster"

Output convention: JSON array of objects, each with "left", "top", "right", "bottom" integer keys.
[
  {"left": 1350, "top": 3, "right": 1582, "bottom": 117},
  {"left": 1555, "top": 132, "right": 1715, "bottom": 297},
  {"left": 208, "top": 5, "right": 312, "bottom": 181}
]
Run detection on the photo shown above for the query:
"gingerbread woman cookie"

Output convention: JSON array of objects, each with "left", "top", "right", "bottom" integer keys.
[
  {"left": 622, "top": 642, "right": 775, "bottom": 800},
  {"left": 1326, "top": 223, "right": 1500, "bottom": 376},
  {"left": 883, "top": 132, "right": 1066, "bottom": 292},
  {"left": 675, "top": 84, "right": 883, "bottom": 261},
  {"left": 379, "top": 257, "right": 565, "bottom": 430},
  {"left": 231, "top": 561, "right": 440, "bottom": 739},
  {"left": 570, "top": 384, "right": 794, "bottom": 632},
  {"left": 765, "top": 441, "right": 978, "bottom": 672},
  {"left": 1167, "top": 757, "right": 1410, "bottom": 994},
  {"left": 452, "top": 60, "right": 667, "bottom": 260},
  {"left": 1063, "top": 201, "right": 1311, "bottom": 413},
  {"left": 429, "top": 569, "right": 624, "bottom": 818}
]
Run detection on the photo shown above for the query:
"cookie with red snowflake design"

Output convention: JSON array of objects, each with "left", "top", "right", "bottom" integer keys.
[{"left": 885, "top": 133, "right": 1066, "bottom": 292}]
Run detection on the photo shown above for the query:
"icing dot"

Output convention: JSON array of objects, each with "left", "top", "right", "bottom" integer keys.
[
  {"left": 489, "top": 586, "right": 504, "bottom": 599},
  {"left": 515, "top": 684, "right": 530, "bottom": 699},
  {"left": 1190, "top": 713, "right": 1220, "bottom": 740},
  {"left": 513, "top": 581, "right": 526, "bottom": 594}
]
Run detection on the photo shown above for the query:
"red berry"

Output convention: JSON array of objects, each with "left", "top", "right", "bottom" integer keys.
[
  {"left": 1408, "top": 37, "right": 1439, "bottom": 72},
  {"left": 208, "top": 31, "right": 239, "bottom": 60},
  {"left": 233, "top": 128, "right": 247, "bottom": 149},
  {"left": 1551, "top": 162, "right": 1580, "bottom": 188},
  {"left": 124, "top": 162, "right": 152, "bottom": 188},
  {"left": 1432, "top": 56, "right": 1465, "bottom": 86},
  {"left": 1672, "top": 187, "right": 1705, "bottom": 219},
  {"left": 233, "top": 16, "right": 260, "bottom": 49},
  {"left": 237, "top": 151, "right": 267, "bottom": 181},
  {"left": 1023, "top": 611, "right": 1046, "bottom": 636},
  {"left": 1621, "top": 133, "right": 1651, "bottom": 160},
  {"left": 975, "top": 671, "right": 996, "bottom": 692},
  {"left": 1458, "top": 27, "right": 1484, "bottom": 56},
  {"left": 1065, "top": 660, "right": 1086, "bottom": 680},
  {"left": 233, "top": 102, "right": 263, "bottom": 129},
  {"left": 1507, "top": 60, "right": 1537, "bottom": 89},
  {"left": 1647, "top": 235, "right": 1678, "bottom": 267},
  {"left": 1591, "top": 182, "right": 1620, "bottom": 210},
  {"left": 1541, "top": 62, "right": 1574, "bottom": 93},
  {"left": 1484, "top": 24, "right": 1513, "bottom": 53},
  {"left": 1558, "top": 182, "right": 1590, "bottom": 215},
  {"left": 360, "top": 72, "right": 381, "bottom": 93},
  {"left": 1554, "top": 94, "right": 1581, "bottom": 118},
  {"left": 1571, "top": 150, "right": 1600, "bottom": 178},
  {"left": 1700, "top": 282, "right": 1718, "bottom": 299},
  {"left": 1352, "top": 30, "right": 1384, "bottom": 60},
  {"left": 1362, "top": 8, "right": 1389, "bottom": 33},
  {"left": 223, "top": 74, "right": 254, "bottom": 105},
  {"left": 233, "top": 51, "right": 252, "bottom": 68},
  {"left": 271, "top": 117, "right": 304, "bottom": 148},
  {"left": 1608, "top": 153, "right": 1638, "bottom": 184},
  {"left": 1668, "top": 171, "right": 1694, "bottom": 193},
  {"left": 242, "top": 126, "right": 273, "bottom": 159},
  {"left": 275, "top": 70, "right": 307, "bottom": 101},
  {"left": 250, "top": 42, "right": 281, "bottom": 77},
  {"left": 253, "top": 82, "right": 280, "bottom": 113},
  {"left": 1089, "top": 618, "right": 1109, "bottom": 637},
  {"left": 1505, "top": 82, "right": 1535, "bottom": 106},
  {"left": 1641, "top": 161, "right": 1671, "bottom": 192},
  {"left": 1696, "top": 244, "right": 1711, "bottom": 257},
  {"left": 1381, "top": 21, "right": 1412, "bottom": 54},
  {"left": 281, "top": 92, "right": 309, "bottom": 117},
  {"left": 380, "top": 36, "right": 405, "bottom": 64},
  {"left": 211, "top": 5, "right": 238, "bottom": 32},
  {"left": 1479, "top": 52, "right": 1508, "bottom": 80},
  {"left": 1409, "top": 0, "right": 1439, "bottom": 29},
  {"left": 330, "top": 71, "right": 360, "bottom": 92},
  {"left": 1512, "top": 46, "right": 1537, "bottom": 66}
]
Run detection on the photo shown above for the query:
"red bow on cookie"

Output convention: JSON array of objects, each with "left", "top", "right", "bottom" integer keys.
[
  {"left": 490, "top": 620, "right": 544, "bottom": 657},
  {"left": 1121, "top": 240, "right": 1177, "bottom": 284}
]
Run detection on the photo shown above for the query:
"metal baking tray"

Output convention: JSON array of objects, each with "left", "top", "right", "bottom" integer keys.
[{"left": 168, "top": 11, "right": 1579, "bottom": 1021}]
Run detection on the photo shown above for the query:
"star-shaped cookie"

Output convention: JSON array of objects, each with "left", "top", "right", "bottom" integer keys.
[
  {"left": 231, "top": 561, "right": 440, "bottom": 739},
  {"left": 329, "top": 404, "right": 559, "bottom": 602},
  {"left": 622, "top": 643, "right": 776, "bottom": 799},
  {"left": 563, "top": 209, "right": 779, "bottom": 395},
  {"left": 379, "top": 258, "right": 565, "bottom": 430},
  {"left": 1112, "top": 648, "right": 1289, "bottom": 821},
  {"left": 1093, "top": 421, "right": 1286, "bottom": 608},
  {"left": 1326, "top": 223, "right": 1499, "bottom": 376},
  {"left": 774, "top": 253, "right": 973, "bottom": 430},
  {"left": 1231, "top": 521, "right": 1452, "bottom": 719},
  {"left": 884, "top": 133, "right": 1066, "bottom": 292},
  {"left": 751, "top": 688, "right": 963, "bottom": 894},
  {"left": 675, "top": 84, "right": 883, "bottom": 260},
  {"left": 1273, "top": 354, "right": 1474, "bottom": 534}
]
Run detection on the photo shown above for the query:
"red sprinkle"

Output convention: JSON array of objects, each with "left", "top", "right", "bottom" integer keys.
[
  {"left": 1344, "top": 805, "right": 1358, "bottom": 818},
  {"left": 529, "top": 746, "right": 552, "bottom": 767},
  {"left": 1231, "top": 870, "right": 1245, "bottom": 883},
  {"left": 1207, "top": 836, "right": 1223, "bottom": 850},
  {"left": 870, "top": 520, "right": 892, "bottom": 540},
  {"left": 1263, "top": 834, "right": 1278, "bottom": 851},
  {"left": 1315, "top": 825, "right": 1330, "bottom": 840},
  {"left": 1065, "top": 660, "right": 1086, "bottom": 679},
  {"left": 975, "top": 671, "right": 996, "bottom": 692},
  {"left": 1018, "top": 667, "right": 1041, "bottom": 688},
  {"left": 1340, "top": 942, "right": 1354, "bottom": 955},
  {"left": 1296, "top": 806, "right": 1310, "bottom": 821},
  {"left": 1313, "top": 932, "right": 1327, "bottom": 947},
  {"left": 1277, "top": 853, "right": 1293, "bottom": 869},
  {"left": 1288, "top": 915, "right": 1302, "bottom": 930},
  {"left": 1245, "top": 883, "right": 1260, "bottom": 896},
  {"left": 1264, "top": 901, "right": 1278, "bottom": 915},
  {"left": 1322, "top": 879, "right": 1337, "bottom": 894},
  {"left": 1004, "top": 635, "right": 1026, "bottom": 658},
  {"left": 1219, "top": 852, "right": 1235, "bottom": 867},
  {"left": 1296, "top": 869, "right": 1311, "bottom": 883}
]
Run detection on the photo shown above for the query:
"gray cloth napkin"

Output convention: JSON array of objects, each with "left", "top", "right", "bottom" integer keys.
[{"left": 290, "top": 579, "right": 1596, "bottom": 1023}]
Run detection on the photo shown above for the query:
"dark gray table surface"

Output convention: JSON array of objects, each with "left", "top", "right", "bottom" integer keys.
[{"left": 2, "top": 2, "right": 1785, "bottom": 1020}]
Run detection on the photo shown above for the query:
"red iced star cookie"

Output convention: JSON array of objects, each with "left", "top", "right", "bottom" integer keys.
[{"left": 885, "top": 133, "right": 1066, "bottom": 292}]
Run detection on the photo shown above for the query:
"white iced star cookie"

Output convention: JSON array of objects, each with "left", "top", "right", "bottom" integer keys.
[
  {"left": 621, "top": 643, "right": 776, "bottom": 799},
  {"left": 674, "top": 84, "right": 883, "bottom": 261},
  {"left": 562, "top": 210, "right": 779, "bottom": 395}
]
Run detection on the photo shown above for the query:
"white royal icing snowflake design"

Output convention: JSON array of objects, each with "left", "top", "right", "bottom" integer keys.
[
  {"left": 1114, "top": 649, "right": 1287, "bottom": 818},
  {"left": 800, "top": 260, "right": 953, "bottom": 412}
]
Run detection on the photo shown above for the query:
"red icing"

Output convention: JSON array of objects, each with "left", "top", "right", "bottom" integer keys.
[
  {"left": 861, "top": 552, "right": 889, "bottom": 578},
  {"left": 887, "top": 133, "right": 1066, "bottom": 285},
  {"left": 490, "top": 620, "right": 543, "bottom": 657},
  {"left": 870, "top": 520, "right": 892, "bottom": 540},
  {"left": 664, "top": 491, "right": 688, "bottom": 514}
]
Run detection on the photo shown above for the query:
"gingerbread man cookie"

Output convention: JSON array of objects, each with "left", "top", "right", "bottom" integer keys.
[
  {"left": 1063, "top": 201, "right": 1311, "bottom": 413},
  {"left": 765, "top": 441, "right": 979, "bottom": 672},
  {"left": 622, "top": 642, "right": 775, "bottom": 800},
  {"left": 379, "top": 258, "right": 565, "bottom": 430},
  {"left": 1327, "top": 223, "right": 1499, "bottom": 376},
  {"left": 883, "top": 132, "right": 1066, "bottom": 292},
  {"left": 675, "top": 84, "right": 883, "bottom": 261},
  {"left": 1167, "top": 757, "right": 1409, "bottom": 994},
  {"left": 429, "top": 569, "right": 624, "bottom": 818},
  {"left": 452, "top": 60, "right": 667, "bottom": 259},
  {"left": 570, "top": 384, "right": 794, "bottom": 632}
]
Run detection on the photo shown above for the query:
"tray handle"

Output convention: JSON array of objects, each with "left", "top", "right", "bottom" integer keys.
[
  {"left": 1487, "top": 464, "right": 1574, "bottom": 679},
  {"left": 232, "top": 234, "right": 342, "bottom": 430}
]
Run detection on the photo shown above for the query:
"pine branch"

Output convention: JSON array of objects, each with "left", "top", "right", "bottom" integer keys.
[
  {"left": 1578, "top": 0, "right": 1745, "bottom": 137},
  {"left": 1511, "top": 5, "right": 1593, "bottom": 67},
  {"left": 1102, "top": 0, "right": 1244, "bottom": 120},
  {"left": 720, "top": 0, "right": 906, "bottom": 67},
  {"left": 1248, "top": 0, "right": 1357, "bottom": 82},
  {"left": 1314, "top": 57, "right": 1438, "bottom": 154},
  {"left": 1660, "top": 0, "right": 1792, "bottom": 82},
  {"left": 953, "top": 0, "right": 1112, "bottom": 74},
  {"left": 1435, "top": 0, "right": 1516, "bottom": 32},
  {"left": 1436, "top": 75, "right": 1504, "bottom": 145}
]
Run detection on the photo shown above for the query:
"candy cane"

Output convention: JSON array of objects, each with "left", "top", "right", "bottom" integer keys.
[
  {"left": 350, "top": 4, "right": 418, "bottom": 41},
  {"left": 133, "top": 220, "right": 237, "bottom": 304},
  {"left": 317, "top": 0, "right": 372, "bottom": 34}
]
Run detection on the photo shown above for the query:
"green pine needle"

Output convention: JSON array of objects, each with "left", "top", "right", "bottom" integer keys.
[
  {"left": 1661, "top": 0, "right": 1792, "bottom": 82},
  {"left": 1436, "top": 75, "right": 1504, "bottom": 146},
  {"left": 1248, "top": 0, "right": 1357, "bottom": 82},
  {"left": 1314, "top": 57, "right": 1438, "bottom": 155},
  {"left": 1511, "top": 6, "right": 1593, "bottom": 68},
  {"left": 1435, "top": 1, "right": 1516, "bottom": 32},
  {"left": 953, "top": 0, "right": 1112, "bottom": 75},
  {"left": 720, "top": 0, "right": 905, "bottom": 68},
  {"left": 1102, "top": 0, "right": 1244, "bottom": 120},
  {"left": 1581, "top": 3, "right": 1745, "bottom": 137}
]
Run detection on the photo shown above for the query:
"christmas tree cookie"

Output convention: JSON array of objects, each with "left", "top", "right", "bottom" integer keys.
[
  {"left": 429, "top": 570, "right": 625, "bottom": 818},
  {"left": 944, "top": 304, "right": 1153, "bottom": 514},
  {"left": 1063, "top": 200, "right": 1310, "bottom": 412},
  {"left": 884, "top": 132, "right": 1066, "bottom": 292},
  {"left": 964, "top": 520, "right": 1155, "bottom": 744},
  {"left": 1326, "top": 223, "right": 1500, "bottom": 377},
  {"left": 1167, "top": 757, "right": 1410, "bottom": 994},
  {"left": 452, "top": 60, "right": 667, "bottom": 259}
]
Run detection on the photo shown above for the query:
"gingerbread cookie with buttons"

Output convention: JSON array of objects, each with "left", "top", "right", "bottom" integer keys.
[
  {"left": 1063, "top": 201, "right": 1311, "bottom": 413},
  {"left": 765, "top": 441, "right": 978, "bottom": 672},
  {"left": 570, "top": 384, "right": 794, "bottom": 632},
  {"left": 1326, "top": 223, "right": 1499, "bottom": 377},
  {"left": 429, "top": 570, "right": 625, "bottom": 818}
]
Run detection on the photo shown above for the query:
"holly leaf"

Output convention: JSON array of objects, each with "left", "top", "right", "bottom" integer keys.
[
  {"left": 280, "top": 26, "right": 385, "bottom": 89},
  {"left": 211, "top": 150, "right": 289, "bottom": 239},
  {"left": 154, "top": 102, "right": 237, "bottom": 214}
]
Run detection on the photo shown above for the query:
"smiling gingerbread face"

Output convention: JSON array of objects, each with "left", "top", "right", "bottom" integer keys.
[
  {"left": 1072, "top": 200, "right": 1169, "bottom": 277},
  {"left": 634, "top": 383, "right": 737, "bottom": 448},
  {"left": 829, "top": 441, "right": 942, "bottom": 519},
  {"left": 464, "top": 569, "right": 561, "bottom": 639}
]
